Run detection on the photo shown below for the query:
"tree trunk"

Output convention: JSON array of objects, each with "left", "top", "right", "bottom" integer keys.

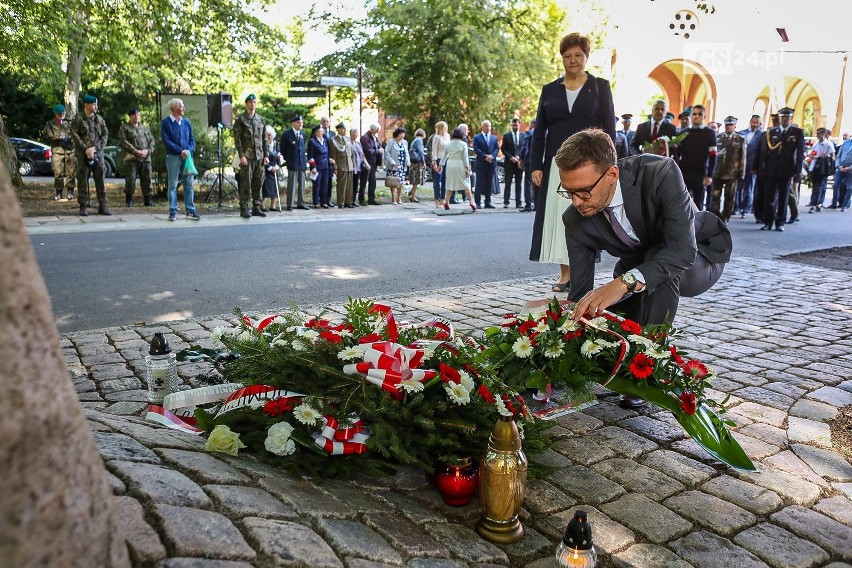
[
  {"left": 0, "top": 114, "right": 23, "bottom": 188},
  {"left": 64, "top": 4, "right": 89, "bottom": 116},
  {"left": 0, "top": 156, "right": 130, "bottom": 567}
]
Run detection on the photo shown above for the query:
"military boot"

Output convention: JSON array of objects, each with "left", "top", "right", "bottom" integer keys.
[
  {"left": 98, "top": 204, "right": 112, "bottom": 216},
  {"left": 252, "top": 205, "right": 267, "bottom": 217},
  {"left": 240, "top": 207, "right": 251, "bottom": 219},
  {"left": 79, "top": 206, "right": 88, "bottom": 217}
]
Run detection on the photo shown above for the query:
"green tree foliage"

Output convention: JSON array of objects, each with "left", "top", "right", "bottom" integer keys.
[{"left": 317, "top": 0, "right": 565, "bottom": 130}]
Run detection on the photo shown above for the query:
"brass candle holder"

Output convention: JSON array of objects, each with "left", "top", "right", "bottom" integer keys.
[{"left": 475, "top": 414, "right": 528, "bottom": 544}]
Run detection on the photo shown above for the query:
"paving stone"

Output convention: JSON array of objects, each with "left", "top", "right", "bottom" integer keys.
[
  {"left": 93, "top": 417, "right": 202, "bottom": 450},
  {"left": 156, "top": 449, "right": 250, "bottom": 484},
  {"left": 787, "top": 416, "right": 834, "bottom": 447},
  {"left": 405, "top": 560, "right": 466, "bottom": 568},
  {"left": 552, "top": 437, "right": 617, "bottom": 466},
  {"left": 107, "top": 471, "right": 126, "bottom": 495},
  {"left": 79, "top": 392, "right": 107, "bottom": 402},
  {"left": 316, "top": 519, "right": 403, "bottom": 565},
  {"left": 791, "top": 444, "right": 852, "bottom": 482},
  {"left": 770, "top": 505, "right": 852, "bottom": 561},
  {"left": 374, "top": 490, "right": 446, "bottom": 524},
  {"left": 732, "top": 466, "right": 822, "bottom": 507},
  {"left": 93, "top": 432, "right": 161, "bottom": 464},
  {"left": 813, "top": 495, "right": 852, "bottom": 526},
  {"left": 612, "top": 543, "right": 694, "bottom": 568},
  {"left": 762, "top": 381, "right": 806, "bottom": 399},
  {"left": 242, "top": 518, "right": 342, "bottom": 567},
  {"left": 590, "top": 458, "right": 685, "bottom": 500},
  {"left": 701, "top": 475, "right": 782, "bottom": 515},
  {"left": 737, "top": 422, "right": 788, "bottom": 448},
  {"left": 387, "top": 465, "right": 433, "bottom": 492},
  {"left": 104, "top": 389, "right": 151, "bottom": 402},
  {"left": 547, "top": 465, "right": 625, "bottom": 505},
  {"left": 113, "top": 496, "right": 167, "bottom": 565},
  {"left": 523, "top": 479, "right": 575, "bottom": 515},
  {"left": 808, "top": 386, "right": 852, "bottom": 407},
  {"left": 617, "top": 415, "right": 686, "bottom": 443},
  {"left": 763, "top": 450, "right": 831, "bottom": 489},
  {"left": 260, "top": 476, "right": 353, "bottom": 519},
  {"left": 423, "top": 523, "right": 508, "bottom": 565},
  {"left": 790, "top": 398, "right": 839, "bottom": 421},
  {"left": 599, "top": 493, "right": 692, "bottom": 544},
  {"left": 82, "top": 352, "right": 127, "bottom": 365},
  {"left": 99, "top": 376, "right": 143, "bottom": 394},
  {"left": 835, "top": 482, "right": 852, "bottom": 501},
  {"left": 103, "top": 401, "right": 149, "bottom": 415},
  {"left": 494, "top": 524, "right": 551, "bottom": 564},
  {"left": 364, "top": 514, "right": 450, "bottom": 558},
  {"left": 671, "top": 530, "right": 770, "bottom": 568},
  {"left": 589, "top": 426, "right": 658, "bottom": 458},
  {"left": 553, "top": 411, "right": 603, "bottom": 434},
  {"left": 152, "top": 504, "right": 255, "bottom": 561},
  {"left": 640, "top": 449, "right": 717, "bottom": 487},
  {"left": 540, "top": 506, "right": 635, "bottom": 556},
  {"left": 727, "top": 402, "right": 787, "bottom": 427},
  {"left": 528, "top": 447, "right": 571, "bottom": 468},
  {"left": 204, "top": 485, "right": 297, "bottom": 520},
  {"left": 582, "top": 402, "right": 638, "bottom": 424},
  {"left": 663, "top": 490, "right": 757, "bottom": 536},
  {"left": 317, "top": 482, "right": 397, "bottom": 515},
  {"left": 823, "top": 563, "right": 852, "bottom": 568},
  {"left": 109, "top": 460, "right": 212, "bottom": 508},
  {"left": 73, "top": 379, "right": 97, "bottom": 393},
  {"left": 155, "top": 559, "right": 254, "bottom": 568}
]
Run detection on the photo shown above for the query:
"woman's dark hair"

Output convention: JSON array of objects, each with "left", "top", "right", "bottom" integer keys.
[
  {"left": 311, "top": 124, "right": 323, "bottom": 136},
  {"left": 392, "top": 127, "right": 406, "bottom": 138},
  {"left": 559, "top": 32, "right": 591, "bottom": 57},
  {"left": 451, "top": 127, "right": 464, "bottom": 140},
  {"left": 554, "top": 129, "right": 616, "bottom": 172}
]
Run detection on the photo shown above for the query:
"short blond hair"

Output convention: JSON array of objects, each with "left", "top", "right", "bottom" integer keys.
[{"left": 435, "top": 121, "right": 448, "bottom": 135}]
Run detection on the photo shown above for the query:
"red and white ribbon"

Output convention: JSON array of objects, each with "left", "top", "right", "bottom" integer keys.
[
  {"left": 242, "top": 314, "right": 282, "bottom": 332},
  {"left": 215, "top": 384, "right": 305, "bottom": 417},
  {"left": 342, "top": 341, "right": 437, "bottom": 400},
  {"left": 313, "top": 414, "right": 370, "bottom": 455},
  {"left": 146, "top": 383, "right": 242, "bottom": 435}
]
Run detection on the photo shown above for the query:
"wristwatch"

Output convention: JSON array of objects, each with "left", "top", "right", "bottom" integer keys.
[{"left": 620, "top": 272, "right": 638, "bottom": 294}]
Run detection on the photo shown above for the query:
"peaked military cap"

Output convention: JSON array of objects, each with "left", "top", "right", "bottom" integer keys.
[
  {"left": 336, "top": 122, "right": 346, "bottom": 129},
  {"left": 723, "top": 116, "right": 737, "bottom": 125},
  {"left": 290, "top": 114, "right": 303, "bottom": 122},
  {"left": 621, "top": 113, "right": 633, "bottom": 120},
  {"left": 778, "top": 107, "right": 794, "bottom": 116}
]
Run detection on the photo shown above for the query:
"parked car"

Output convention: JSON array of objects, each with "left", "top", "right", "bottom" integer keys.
[
  {"left": 102, "top": 145, "right": 212, "bottom": 178},
  {"left": 10, "top": 137, "right": 53, "bottom": 176}
]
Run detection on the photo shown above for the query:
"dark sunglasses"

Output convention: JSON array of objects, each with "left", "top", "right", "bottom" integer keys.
[{"left": 556, "top": 165, "right": 614, "bottom": 200}]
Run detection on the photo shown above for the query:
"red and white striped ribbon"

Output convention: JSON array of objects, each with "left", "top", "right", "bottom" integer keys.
[
  {"left": 342, "top": 341, "right": 437, "bottom": 399},
  {"left": 312, "top": 415, "right": 370, "bottom": 455},
  {"left": 146, "top": 383, "right": 242, "bottom": 435}
]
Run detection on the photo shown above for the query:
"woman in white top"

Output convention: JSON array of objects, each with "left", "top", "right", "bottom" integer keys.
[
  {"left": 441, "top": 126, "right": 475, "bottom": 211},
  {"left": 430, "top": 121, "right": 450, "bottom": 208}
]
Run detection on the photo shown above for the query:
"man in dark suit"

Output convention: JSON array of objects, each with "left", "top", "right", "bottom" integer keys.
[
  {"left": 280, "top": 114, "right": 309, "bottom": 210},
  {"left": 360, "top": 124, "right": 383, "bottom": 204},
  {"left": 630, "top": 100, "right": 678, "bottom": 155},
  {"left": 501, "top": 118, "right": 524, "bottom": 209},
  {"left": 735, "top": 114, "right": 763, "bottom": 219},
  {"left": 755, "top": 107, "right": 805, "bottom": 231},
  {"left": 473, "top": 120, "right": 498, "bottom": 208},
  {"left": 518, "top": 119, "right": 536, "bottom": 211}
]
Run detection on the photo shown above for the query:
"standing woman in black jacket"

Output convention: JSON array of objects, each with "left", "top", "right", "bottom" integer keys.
[{"left": 529, "top": 32, "right": 616, "bottom": 292}]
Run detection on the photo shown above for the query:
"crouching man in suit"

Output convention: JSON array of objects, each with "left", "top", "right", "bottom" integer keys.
[{"left": 559, "top": 129, "right": 732, "bottom": 407}]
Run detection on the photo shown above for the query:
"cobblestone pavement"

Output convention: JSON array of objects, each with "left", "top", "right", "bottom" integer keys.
[{"left": 65, "top": 256, "right": 852, "bottom": 568}]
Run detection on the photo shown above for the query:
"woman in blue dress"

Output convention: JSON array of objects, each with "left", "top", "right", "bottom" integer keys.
[{"left": 307, "top": 124, "right": 331, "bottom": 208}]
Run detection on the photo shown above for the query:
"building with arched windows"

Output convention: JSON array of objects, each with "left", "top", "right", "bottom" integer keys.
[{"left": 586, "top": 0, "right": 851, "bottom": 135}]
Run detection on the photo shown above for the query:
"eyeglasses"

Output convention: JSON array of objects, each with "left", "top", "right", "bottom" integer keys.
[{"left": 557, "top": 165, "right": 614, "bottom": 200}]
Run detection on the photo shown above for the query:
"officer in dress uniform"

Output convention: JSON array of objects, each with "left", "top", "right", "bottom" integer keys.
[
  {"left": 755, "top": 107, "right": 805, "bottom": 231},
  {"left": 42, "top": 104, "right": 76, "bottom": 201},
  {"left": 232, "top": 94, "right": 269, "bottom": 218},
  {"left": 70, "top": 94, "right": 109, "bottom": 216},
  {"left": 711, "top": 116, "right": 746, "bottom": 223},
  {"left": 620, "top": 113, "right": 635, "bottom": 154},
  {"left": 329, "top": 122, "right": 355, "bottom": 208}
]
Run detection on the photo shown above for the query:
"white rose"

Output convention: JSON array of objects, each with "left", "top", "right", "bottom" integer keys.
[{"left": 204, "top": 425, "right": 246, "bottom": 456}]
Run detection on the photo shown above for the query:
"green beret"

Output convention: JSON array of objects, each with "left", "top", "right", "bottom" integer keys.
[
  {"left": 245, "top": 94, "right": 256, "bottom": 102},
  {"left": 53, "top": 104, "right": 65, "bottom": 115},
  {"left": 82, "top": 94, "right": 97, "bottom": 104}
]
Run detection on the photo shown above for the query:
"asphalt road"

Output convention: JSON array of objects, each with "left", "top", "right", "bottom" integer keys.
[{"left": 31, "top": 199, "right": 851, "bottom": 333}]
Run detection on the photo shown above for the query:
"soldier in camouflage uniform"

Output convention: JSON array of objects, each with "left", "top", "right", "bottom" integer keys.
[
  {"left": 711, "top": 116, "right": 746, "bottom": 223},
  {"left": 70, "top": 94, "right": 110, "bottom": 216},
  {"left": 232, "top": 94, "right": 269, "bottom": 218},
  {"left": 42, "top": 104, "right": 76, "bottom": 201},
  {"left": 118, "top": 108, "right": 156, "bottom": 207}
]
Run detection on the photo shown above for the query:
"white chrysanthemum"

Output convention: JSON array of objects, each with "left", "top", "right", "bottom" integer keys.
[
  {"left": 645, "top": 346, "right": 671, "bottom": 360},
  {"left": 291, "top": 339, "right": 308, "bottom": 351},
  {"left": 337, "top": 345, "right": 364, "bottom": 361},
  {"left": 210, "top": 326, "right": 225, "bottom": 347},
  {"left": 580, "top": 340, "right": 604, "bottom": 357},
  {"left": 458, "top": 370, "right": 475, "bottom": 392},
  {"left": 527, "top": 308, "right": 547, "bottom": 320},
  {"left": 628, "top": 334, "right": 656, "bottom": 349},
  {"left": 292, "top": 404, "right": 321, "bottom": 426},
  {"left": 272, "top": 316, "right": 287, "bottom": 325},
  {"left": 445, "top": 382, "right": 471, "bottom": 405},
  {"left": 586, "top": 316, "right": 608, "bottom": 327},
  {"left": 534, "top": 320, "right": 549, "bottom": 333},
  {"left": 286, "top": 325, "right": 298, "bottom": 333},
  {"left": 338, "top": 329, "right": 353, "bottom": 338},
  {"left": 236, "top": 330, "right": 254, "bottom": 343},
  {"left": 558, "top": 319, "right": 580, "bottom": 333},
  {"left": 264, "top": 421, "right": 296, "bottom": 456},
  {"left": 300, "top": 329, "right": 319, "bottom": 341},
  {"left": 495, "top": 397, "right": 510, "bottom": 416},
  {"left": 544, "top": 344, "right": 565, "bottom": 359},
  {"left": 512, "top": 336, "right": 534, "bottom": 358},
  {"left": 399, "top": 379, "right": 425, "bottom": 393}
]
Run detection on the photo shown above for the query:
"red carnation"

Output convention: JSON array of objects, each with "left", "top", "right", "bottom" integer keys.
[
  {"left": 628, "top": 353, "right": 654, "bottom": 379},
  {"left": 358, "top": 333, "right": 383, "bottom": 344},
  {"left": 462, "top": 363, "right": 480, "bottom": 378},
  {"left": 517, "top": 320, "right": 538, "bottom": 336},
  {"left": 263, "top": 397, "right": 296, "bottom": 417},
  {"left": 683, "top": 359, "right": 709, "bottom": 380},
  {"left": 679, "top": 391, "right": 697, "bottom": 415},
  {"left": 439, "top": 363, "right": 461, "bottom": 384},
  {"left": 620, "top": 319, "right": 642, "bottom": 335},
  {"left": 319, "top": 331, "right": 343, "bottom": 343},
  {"left": 305, "top": 318, "right": 331, "bottom": 329},
  {"left": 562, "top": 329, "right": 583, "bottom": 340},
  {"left": 669, "top": 345, "right": 686, "bottom": 366},
  {"left": 478, "top": 384, "right": 496, "bottom": 404}
]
